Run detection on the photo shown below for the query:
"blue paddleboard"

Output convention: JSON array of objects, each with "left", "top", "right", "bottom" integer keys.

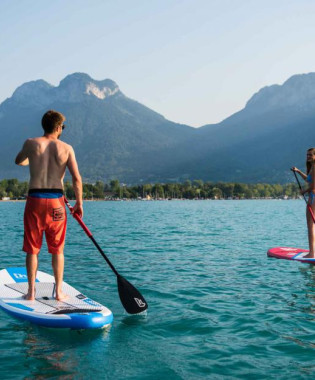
[{"left": 0, "top": 267, "right": 113, "bottom": 329}]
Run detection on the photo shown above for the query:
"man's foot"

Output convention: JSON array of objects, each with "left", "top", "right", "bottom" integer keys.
[
  {"left": 23, "top": 292, "right": 35, "bottom": 301},
  {"left": 303, "top": 253, "right": 315, "bottom": 259},
  {"left": 55, "top": 291, "right": 69, "bottom": 301}
]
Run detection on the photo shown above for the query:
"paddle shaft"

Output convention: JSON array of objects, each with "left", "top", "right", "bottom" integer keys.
[
  {"left": 64, "top": 197, "right": 119, "bottom": 277},
  {"left": 292, "top": 170, "right": 315, "bottom": 223}
]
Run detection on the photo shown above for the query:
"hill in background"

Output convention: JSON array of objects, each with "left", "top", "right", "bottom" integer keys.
[{"left": 0, "top": 72, "right": 314, "bottom": 184}]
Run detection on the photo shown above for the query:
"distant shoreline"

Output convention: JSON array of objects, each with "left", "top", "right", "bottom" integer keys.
[
  {"left": 0, "top": 178, "right": 301, "bottom": 201},
  {"left": 0, "top": 197, "right": 303, "bottom": 202}
]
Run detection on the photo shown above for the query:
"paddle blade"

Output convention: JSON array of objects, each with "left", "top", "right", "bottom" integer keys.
[{"left": 117, "top": 275, "right": 148, "bottom": 314}]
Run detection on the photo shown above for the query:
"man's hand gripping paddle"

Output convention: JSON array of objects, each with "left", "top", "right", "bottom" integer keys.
[
  {"left": 64, "top": 197, "right": 148, "bottom": 314},
  {"left": 291, "top": 169, "right": 315, "bottom": 223}
]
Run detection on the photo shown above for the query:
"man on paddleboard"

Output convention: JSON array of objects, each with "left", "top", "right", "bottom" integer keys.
[{"left": 15, "top": 110, "right": 83, "bottom": 301}]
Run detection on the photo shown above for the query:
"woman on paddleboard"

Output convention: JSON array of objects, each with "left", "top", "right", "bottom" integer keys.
[{"left": 292, "top": 147, "right": 315, "bottom": 259}]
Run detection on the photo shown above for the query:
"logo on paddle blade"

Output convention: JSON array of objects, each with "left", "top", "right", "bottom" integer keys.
[{"left": 134, "top": 298, "right": 146, "bottom": 308}]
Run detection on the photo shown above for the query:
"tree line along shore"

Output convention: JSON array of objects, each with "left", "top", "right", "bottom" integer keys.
[{"left": 0, "top": 178, "right": 302, "bottom": 201}]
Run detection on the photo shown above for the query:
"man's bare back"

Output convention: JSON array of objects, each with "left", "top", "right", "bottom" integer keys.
[
  {"left": 20, "top": 137, "right": 71, "bottom": 189},
  {"left": 16, "top": 127, "right": 83, "bottom": 217}
]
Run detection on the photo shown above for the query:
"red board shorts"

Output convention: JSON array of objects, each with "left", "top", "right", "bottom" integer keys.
[{"left": 23, "top": 189, "right": 67, "bottom": 255}]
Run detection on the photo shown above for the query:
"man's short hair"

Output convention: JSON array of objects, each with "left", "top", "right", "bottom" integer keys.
[{"left": 41, "top": 110, "right": 65, "bottom": 134}]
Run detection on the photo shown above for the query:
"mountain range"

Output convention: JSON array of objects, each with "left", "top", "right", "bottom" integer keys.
[{"left": 0, "top": 72, "right": 314, "bottom": 184}]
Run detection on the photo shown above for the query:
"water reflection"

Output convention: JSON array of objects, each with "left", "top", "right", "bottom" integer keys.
[
  {"left": 298, "top": 265, "right": 315, "bottom": 317},
  {"left": 22, "top": 325, "right": 111, "bottom": 379}
]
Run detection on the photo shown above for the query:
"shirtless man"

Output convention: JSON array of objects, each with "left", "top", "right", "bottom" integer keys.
[{"left": 15, "top": 110, "right": 83, "bottom": 301}]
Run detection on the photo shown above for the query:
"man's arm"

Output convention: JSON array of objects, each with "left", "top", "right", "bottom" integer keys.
[
  {"left": 67, "top": 146, "right": 83, "bottom": 217},
  {"left": 15, "top": 139, "right": 31, "bottom": 166}
]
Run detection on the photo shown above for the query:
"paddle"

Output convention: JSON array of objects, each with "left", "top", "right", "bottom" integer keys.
[
  {"left": 291, "top": 169, "right": 315, "bottom": 223},
  {"left": 64, "top": 197, "right": 148, "bottom": 314}
]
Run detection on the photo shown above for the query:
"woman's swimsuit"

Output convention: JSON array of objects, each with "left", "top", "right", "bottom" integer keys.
[{"left": 307, "top": 173, "right": 315, "bottom": 205}]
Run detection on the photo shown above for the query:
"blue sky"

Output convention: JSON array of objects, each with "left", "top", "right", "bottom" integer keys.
[{"left": 1, "top": 0, "right": 315, "bottom": 126}]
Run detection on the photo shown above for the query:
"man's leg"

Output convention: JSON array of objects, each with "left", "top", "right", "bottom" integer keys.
[
  {"left": 48, "top": 196, "right": 68, "bottom": 300},
  {"left": 52, "top": 253, "right": 68, "bottom": 301},
  {"left": 23, "top": 196, "right": 42, "bottom": 300},
  {"left": 24, "top": 253, "right": 38, "bottom": 300}
]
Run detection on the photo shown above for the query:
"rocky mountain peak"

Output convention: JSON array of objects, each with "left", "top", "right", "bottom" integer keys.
[
  {"left": 8, "top": 73, "right": 121, "bottom": 107},
  {"left": 245, "top": 72, "right": 315, "bottom": 113},
  {"left": 58, "top": 72, "right": 120, "bottom": 101},
  {"left": 11, "top": 80, "right": 53, "bottom": 107}
]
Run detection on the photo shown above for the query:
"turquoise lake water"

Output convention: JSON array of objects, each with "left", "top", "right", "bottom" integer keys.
[{"left": 0, "top": 199, "right": 315, "bottom": 379}]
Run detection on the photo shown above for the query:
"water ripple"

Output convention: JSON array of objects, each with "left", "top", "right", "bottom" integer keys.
[{"left": 1, "top": 200, "right": 315, "bottom": 379}]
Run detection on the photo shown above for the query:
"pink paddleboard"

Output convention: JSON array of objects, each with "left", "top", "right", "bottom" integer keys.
[{"left": 267, "top": 247, "right": 315, "bottom": 264}]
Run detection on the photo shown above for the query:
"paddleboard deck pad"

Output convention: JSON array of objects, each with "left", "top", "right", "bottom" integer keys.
[
  {"left": 267, "top": 247, "right": 315, "bottom": 264},
  {"left": 0, "top": 268, "right": 113, "bottom": 329}
]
